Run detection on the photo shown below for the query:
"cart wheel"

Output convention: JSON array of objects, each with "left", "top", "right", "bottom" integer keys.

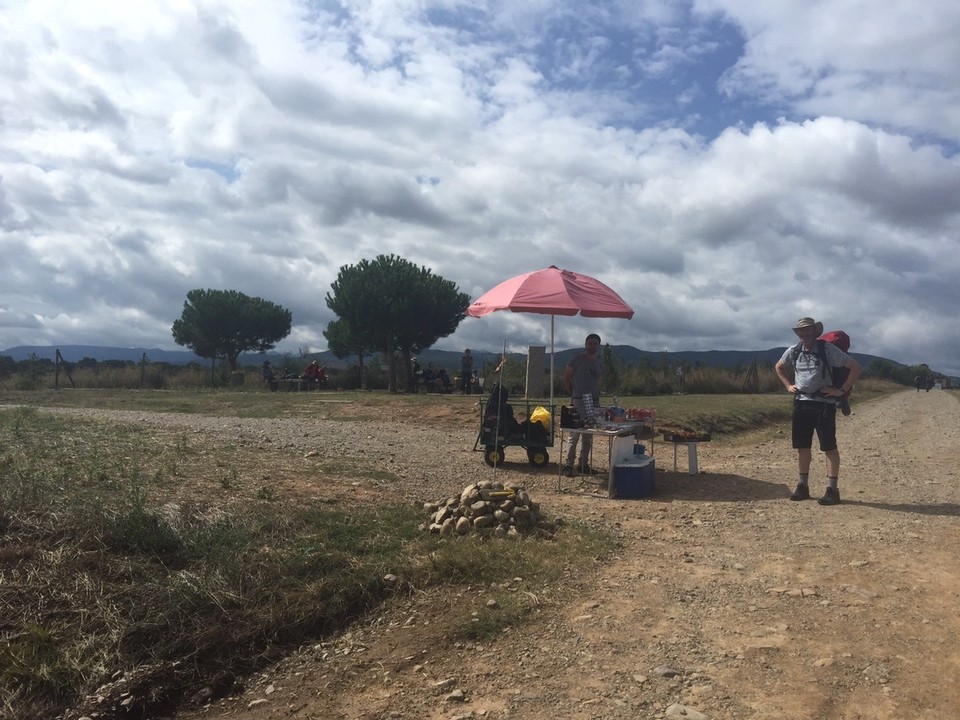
[
  {"left": 484, "top": 445, "right": 505, "bottom": 467},
  {"left": 527, "top": 447, "right": 549, "bottom": 467}
]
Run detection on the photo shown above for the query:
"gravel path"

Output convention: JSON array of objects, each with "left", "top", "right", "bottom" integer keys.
[{"left": 37, "top": 390, "right": 960, "bottom": 719}]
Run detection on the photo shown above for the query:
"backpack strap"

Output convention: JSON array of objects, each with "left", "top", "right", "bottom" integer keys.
[
  {"left": 792, "top": 340, "right": 830, "bottom": 379},
  {"left": 790, "top": 341, "right": 803, "bottom": 364},
  {"left": 816, "top": 339, "right": 829, "bottom": 379}
]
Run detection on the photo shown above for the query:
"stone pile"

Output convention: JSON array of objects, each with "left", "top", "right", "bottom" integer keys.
[{"left": 422, "top": 481, "right": 557, "bottom": 538}]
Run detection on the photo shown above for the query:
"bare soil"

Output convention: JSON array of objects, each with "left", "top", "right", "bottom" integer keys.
[{"left": 54, "top": 389, "right": 960, "bottom": 720}]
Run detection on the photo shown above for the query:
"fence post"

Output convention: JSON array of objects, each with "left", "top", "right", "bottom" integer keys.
[
  {"left": 742, "top": 358, "right": 759, "bottom": 393},
  {"left": 140, "top": 353, "right": 147, "bottom": 388},
  {"left": 55, "top": 349, "right": 76, "bottom": 389}
]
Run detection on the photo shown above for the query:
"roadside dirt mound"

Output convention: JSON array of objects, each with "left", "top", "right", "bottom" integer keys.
[{"left": 64, "top": 390, "right": 960, "bottom": 720}]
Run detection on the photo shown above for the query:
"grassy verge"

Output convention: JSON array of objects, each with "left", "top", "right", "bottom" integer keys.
[
  {"left": 0, "top": 382, "right": 903, "bottom": 718},
  {"left": 0, "top": 406, "right": 614, "bottom": 720},
  {"left": 0, "top": 377, "right": 900, "bottom": 427}
]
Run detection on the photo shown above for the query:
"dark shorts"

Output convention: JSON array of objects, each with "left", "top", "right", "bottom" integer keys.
[{"left": 792, "top": 399, "right": 837, "bottom": 452}]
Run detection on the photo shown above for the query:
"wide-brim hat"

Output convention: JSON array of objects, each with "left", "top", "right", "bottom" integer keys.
[{"left": 793, "top": 317, "right": 823, "bottom": 336}]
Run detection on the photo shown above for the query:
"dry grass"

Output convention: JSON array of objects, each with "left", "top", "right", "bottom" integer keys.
[{"left": 0, "top": 401, "right": 613, "bottom": 720}]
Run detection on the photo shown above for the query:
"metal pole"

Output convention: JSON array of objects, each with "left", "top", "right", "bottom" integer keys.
[{"left": 549, "top": 315, "right": 555, "bottom": 410}]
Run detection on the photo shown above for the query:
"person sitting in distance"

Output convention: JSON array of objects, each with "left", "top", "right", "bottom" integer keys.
[
  {"left": 423, "top": 363, "right": 453, "bottom": 393},
  {"left": 437, "top": 367, "right": 453, "bottom": 393},
  {"left": 302, "top": 360, "right": 327, "bottom": 389}
]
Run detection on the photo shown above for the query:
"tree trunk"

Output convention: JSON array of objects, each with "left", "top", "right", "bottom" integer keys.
[
  {"left": 401, "top": 349, "right": 415, "bottom": 392},
  {"left": 386, "top": 340, "right": 397, "bottom": 393},
  {"left": 356, "top": 352, "right": 365, "bottom": 389}
]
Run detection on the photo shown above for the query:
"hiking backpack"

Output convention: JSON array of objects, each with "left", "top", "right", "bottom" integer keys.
[{"left": 792, "top": 330, "right": 851, "bottom": 394}]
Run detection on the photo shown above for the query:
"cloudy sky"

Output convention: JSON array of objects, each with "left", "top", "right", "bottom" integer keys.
[{"left": 2, "top": 0, "right": 959, "bottom": 375}]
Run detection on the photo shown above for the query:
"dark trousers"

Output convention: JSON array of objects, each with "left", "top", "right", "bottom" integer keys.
[{"left": 792, "top": 399, "right": 837, "bottom": 452}]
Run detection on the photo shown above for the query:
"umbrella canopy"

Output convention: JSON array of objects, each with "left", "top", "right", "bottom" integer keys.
[
  {"left": 466, "top": 266, "right": 634, "bottom": 319},
  {"left": 466, "top": 266, "right": 634, "bottom": 407}
]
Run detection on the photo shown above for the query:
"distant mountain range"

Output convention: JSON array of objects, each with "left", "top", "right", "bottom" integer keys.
[{"left": 1, "top": 343, "right": 901, "bottom": 374}]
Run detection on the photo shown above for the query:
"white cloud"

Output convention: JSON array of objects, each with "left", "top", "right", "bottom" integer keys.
[
  {"left": 1, "top": 0, "right": 959, "bottom": 377},
  {"left": 702, "top": 0, "right": 960, "bottom": 140}
]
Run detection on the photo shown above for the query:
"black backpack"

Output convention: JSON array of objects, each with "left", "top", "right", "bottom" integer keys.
[
  {"left": 483, "top": 383, "right": 518, "bottom": 433},
  {"left": 560, "top": 404, "right": 583, "bottom": 428}
]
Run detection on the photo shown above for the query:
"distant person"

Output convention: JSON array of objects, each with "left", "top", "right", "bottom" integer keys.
[
  {"left": 437, "top": 367, "right": 453, "bottom": 393},
  {"left": 302, "top": 360, "right": 327, "bottom": 389},
  {"left": 563, "top": 333, "right": 602, "bottom": 476},
  {"left": 460, "top": 349, "right": 474, "bottom": 394},
  {"left": 409, "top": 357, "right": 424, "bottom": 392},
  {"left": 261, "top": 360, "right": 278, "bottom": 392},
  {"left": 303, "top": 359, "right": 320, "bottom": 384},
  {"left": 775, "top": 317, "right": 861, "bottom": 506}
]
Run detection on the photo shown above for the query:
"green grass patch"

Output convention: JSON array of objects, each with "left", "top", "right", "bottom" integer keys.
[
  {"left": 0, "top": 387, "right": 450, "bottom": 421},
  {"left": 1, "top": 381, "right": 903, "bottom": 434},
  {"left": 0, "top": 408, "right": 615, "bottom": 720}
]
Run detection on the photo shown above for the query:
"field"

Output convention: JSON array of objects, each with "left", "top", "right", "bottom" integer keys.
[{"left": 2, "top": 384, "right": 958, "bottom": 719}]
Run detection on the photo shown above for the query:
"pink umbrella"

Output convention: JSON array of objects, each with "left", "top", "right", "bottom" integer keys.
[
  {"left": 467, "top": 265, "right": 634, "bottom": 319},
  {"left": 467, "top": 266, "right": 634, "bottom": 406}
]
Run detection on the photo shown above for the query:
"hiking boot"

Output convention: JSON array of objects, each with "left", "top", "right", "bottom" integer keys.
[
  {"left": 789, "top": 483, "right": 810, "bottom": 501},
  {"left": 562, "top": 464, "right": 575, "bottom": 477},
  {"left": 839, "top": 398, "right": 851, "bottom": 416},
  {"left": 818, "top": 487, "right": 841, "bottom": 505}
]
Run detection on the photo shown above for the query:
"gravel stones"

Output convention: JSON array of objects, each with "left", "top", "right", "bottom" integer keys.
[{"left": 422, "top": 481, "right": 557, "bottom": 537}]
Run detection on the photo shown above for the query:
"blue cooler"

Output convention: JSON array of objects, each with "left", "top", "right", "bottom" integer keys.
[{"left": 613, "top": 456, "right": 656, "bottom": 499}]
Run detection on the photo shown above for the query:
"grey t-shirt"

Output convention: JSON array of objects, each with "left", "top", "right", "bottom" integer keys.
[
  {"left": 780, "top": 341, "right": 851, "bottom": 403},
  {"left": 568, "top": 352, "right": 601, "bottom": 402}
]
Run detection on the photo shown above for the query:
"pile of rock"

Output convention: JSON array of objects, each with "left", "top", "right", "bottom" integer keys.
[{"left": 422, "top": 481, "right": 557, "bottom": 538}]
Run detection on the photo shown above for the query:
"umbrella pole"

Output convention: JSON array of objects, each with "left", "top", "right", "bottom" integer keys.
[
  {"left": 551, "top": 316, "right": 560, "bottom": 493},
  {"left": 549, "top": 315, "right": 555, "bottom": 410}
]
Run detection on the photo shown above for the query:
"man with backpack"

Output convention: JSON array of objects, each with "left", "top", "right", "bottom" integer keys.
[{"left": 775, "top": 317, "right": 861, "bottom": 506}]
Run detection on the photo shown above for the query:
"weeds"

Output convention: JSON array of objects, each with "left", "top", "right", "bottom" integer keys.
[
  {"left": 0, "top": 624, "right": 84, "bottom": 715},
  {"left": 452, "top": 591, "right": 532, "bottom": 642},
  {"left": 218, "top": 466, "right": 239, "bottom": 490},
  {"left": 0, "top": 406, "right": 614, "bottom": 720},
  {"left": 255, "top": 484, "right": 276, "bottom": 501}
]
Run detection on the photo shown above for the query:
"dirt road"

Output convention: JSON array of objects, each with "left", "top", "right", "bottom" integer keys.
[{"left": 158, "top": 389, "right": 959, "bottom": 719}]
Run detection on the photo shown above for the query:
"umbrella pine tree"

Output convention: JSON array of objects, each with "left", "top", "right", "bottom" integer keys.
[{"left": 325, "top": 255, "right": 469, "bottom": 392}]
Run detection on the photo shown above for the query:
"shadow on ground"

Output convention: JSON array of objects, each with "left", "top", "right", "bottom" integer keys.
[
  {"left": 648, "top": 470, "right": 788, "bottom": 502},
  {"left": 645, "top": 471, "right": 960, "bottom": 517},
  {"left": 840, "top": 500, "right": 960, "bottom": 517}
]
